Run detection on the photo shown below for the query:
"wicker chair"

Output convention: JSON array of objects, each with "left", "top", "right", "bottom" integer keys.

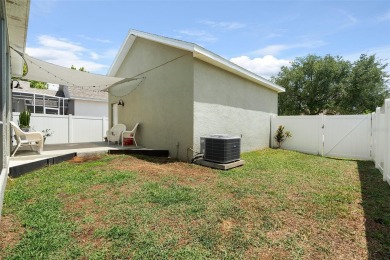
[
  {"left": 106, "top": 123, "right": 126, "bottom": 144},
  {"left": 10, "top": 121, "right": 44, "bottom": 156}
]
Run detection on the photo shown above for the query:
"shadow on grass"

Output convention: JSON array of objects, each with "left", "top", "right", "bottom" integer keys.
[{"left": 358, "top": 161, "right": 390, "bottom": 259}]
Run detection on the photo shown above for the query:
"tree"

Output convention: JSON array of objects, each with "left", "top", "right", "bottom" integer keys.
[
  {"left": 341, "top": 54, "right": 389, "bottom": 114},
  {"left": 71, "top": 65, "right": 87, "bottom": 72},
  {"left": 274, "top": 54, "right": 389, "bottom": 115},
  {"left": 15, "top": 63, "right": 48, "bottom": 89},
  {"left": 29, "top": 80, "right": 47, "bottom": 89}
]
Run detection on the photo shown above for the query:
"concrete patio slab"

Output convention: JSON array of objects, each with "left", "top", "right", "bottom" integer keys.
[
  {"left": 195, "top": 159, "right": 245, "bottom": 170},
  {"left": 9, "top": 142, "right": 138, "bottom": 168},
  {"left": 8, "top": 142, "right": 170, "bottom": 178}
]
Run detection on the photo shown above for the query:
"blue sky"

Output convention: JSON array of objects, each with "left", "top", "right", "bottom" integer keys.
[{"left": 26, "top": 0, "right": 390, "bottom": 78}]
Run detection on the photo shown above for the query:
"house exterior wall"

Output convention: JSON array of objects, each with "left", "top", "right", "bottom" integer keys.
[
  {"left": 74, "top": 99, "right": 108, "bottom": 117},
  {"left": 193, "top": 59, "right": 278, "bottom": 154},
  {"left": 109, "top": 38, "right": 194, "bottom": 160},
  {"left": 0, "top": 0, "right": 11, "bottom": 222}
]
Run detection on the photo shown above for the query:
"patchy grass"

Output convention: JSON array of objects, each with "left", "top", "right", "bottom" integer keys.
[{"left": 1, "top": 149, "right": 390, "bottom": 259}]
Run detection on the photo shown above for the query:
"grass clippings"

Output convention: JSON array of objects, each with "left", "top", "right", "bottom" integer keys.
[{"left": 1, "top": 149, "right": 390, "bottom": 259}]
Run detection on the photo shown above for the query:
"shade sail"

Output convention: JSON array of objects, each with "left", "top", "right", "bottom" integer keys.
[
  {"left": 108, "top": 77, "right": 145, "bottom": 96},
  {"left": 19, "top": 52, "right": 126, "bottom": 91}
]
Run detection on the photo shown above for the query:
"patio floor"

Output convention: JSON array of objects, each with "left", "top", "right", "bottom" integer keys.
[{"left": 8, "top": 142, "right": 169, "bottom": 178}]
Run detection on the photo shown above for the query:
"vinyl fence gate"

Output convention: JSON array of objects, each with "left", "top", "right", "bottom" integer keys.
[{"left": 271, "top": 114, "right": 372, "bottom": 160}]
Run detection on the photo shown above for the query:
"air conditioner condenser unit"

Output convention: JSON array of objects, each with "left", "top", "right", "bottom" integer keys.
[{"left": 200, "top": 134, "right": 241, "bottom": 164}]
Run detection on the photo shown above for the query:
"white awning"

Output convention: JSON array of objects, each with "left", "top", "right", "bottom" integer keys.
[{"left": 15, "top": 51, "right": 126, "bottom": 91}]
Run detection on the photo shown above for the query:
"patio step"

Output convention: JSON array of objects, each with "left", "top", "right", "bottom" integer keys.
[{"left": 8, "top": 153, "right": 76, "bottom": 178}]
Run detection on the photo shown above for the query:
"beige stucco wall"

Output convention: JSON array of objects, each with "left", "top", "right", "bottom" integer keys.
[
  {"left": 109, "top": 38, "right": 194, "bottom": 160},
  {"left": 193, "top": 59, "right": 278, "bottom": 154}
]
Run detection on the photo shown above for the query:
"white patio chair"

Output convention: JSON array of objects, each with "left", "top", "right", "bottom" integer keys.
[
  {"left": 10, "top": 121, "right": 44, "bottom": 157},
  {"left": 106, "top": 123, "right": 126, "bottom": 144},
  {"left": 122, "top": 122, "right": 140, "bottom": 147}
]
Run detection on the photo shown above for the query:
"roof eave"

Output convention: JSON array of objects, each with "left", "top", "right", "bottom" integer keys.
[
  {"left": 108, "top": 29, "right": 285, "bottom": 93},
  {"left": 108, "top": 29, "right": 195, "bottom": 77},
  {"left": 72, "top": 97, "right": 108, "bottom": 102}
]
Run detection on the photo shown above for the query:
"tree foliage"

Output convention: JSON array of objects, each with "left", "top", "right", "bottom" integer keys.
[
  {"left": 71, "top": 65, "right": 87, "bottom": 72},
  {"left": 274, "top": 54, "right": 389, "bottom": 115},
  {"left": 20, "top": 62, "right": 48, "bottom": 89},
  {"left": 29, "top": 80, "right": 48, "bottom": 89}
]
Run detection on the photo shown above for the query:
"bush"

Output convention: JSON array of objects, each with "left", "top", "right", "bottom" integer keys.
[
  {"left": 274, "top": 125, "right": 291, "bottom": 148},
  {"left": 18, "top": 110, "right": 31, "bottom": 128}
]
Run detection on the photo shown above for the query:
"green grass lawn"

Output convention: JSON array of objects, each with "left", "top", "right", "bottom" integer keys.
[{"left": 1, "top": 149, "right": 389, "bottom": 259}]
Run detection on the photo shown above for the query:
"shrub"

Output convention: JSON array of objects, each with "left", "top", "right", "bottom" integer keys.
[
  {"left": 274, "top": 125, "right": 292, "bottom": 148},
  {"left": 18, "top": 110, "right": 31, "bottom": 128}
]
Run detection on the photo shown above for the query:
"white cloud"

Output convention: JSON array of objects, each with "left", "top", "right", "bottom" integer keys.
[
  {"left": 254, "top": 40, "right": 326, "bottom": 56},
  {"left": 264, "top": 33, "right": 282, "bottom": 39},
  {"left": 79, "top": 35, "right": 112, "bottom": 43},
  {"left": 178, "top": 29, "right": 218, "bottom": 43},
  {"left": 26, "top": 35, "right": 109, "bottom": 73},
  {"left": 254, "top": 44, "right": 289, "bottom": 56},
  {"left": 336, "top": 9, "right": 358, "bottom": 28},
  {"left": 90, "top": 52, "right": 101, "bottom": 60},
  {"left": 37, "top": 35, "right": 85, "bottom": 52},
  {"left": 230, "top": 55, "right": 291, "bottom": 79},
  {"left": 343, "top": 45, "right": 390, "bottom": 73},
  {"left": 198, "top": 20, "right": 246, "bottom": 30},
  {"left": 378, "top": 10, "right": 390, "bottom": 21}
]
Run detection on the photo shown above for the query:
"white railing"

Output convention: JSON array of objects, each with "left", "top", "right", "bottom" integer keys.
[
  {"left": 12, "top": 112, "right": 109, "bottom": 144},
  {"left": 372, "top": 99, "right": 390, "bottom": 185}
]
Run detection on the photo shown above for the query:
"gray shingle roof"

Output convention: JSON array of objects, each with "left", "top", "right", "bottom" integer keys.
[
  {"left": 12, "top": 81, "right": 108, "bottom": 101},
  {"left": 65, "top": 86, "right": 108, "bottom": 101},
  {"left": 12, "top": 81, "right": 65, "bottom": 97}
]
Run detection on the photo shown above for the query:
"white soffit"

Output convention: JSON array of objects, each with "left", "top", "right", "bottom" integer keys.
[
  {"left": 21, "top": 54, "right": 126, "bottom": 91},
  {"left": 109, "top": 29, "right": 285, "bottom": 93},
  {"left": 6, "top": 0, "right": 30, "bottom": 77}
]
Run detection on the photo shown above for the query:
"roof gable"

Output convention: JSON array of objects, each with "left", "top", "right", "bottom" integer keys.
[{"left": 108, "top": 29, "right": 285, "bottom": 93}]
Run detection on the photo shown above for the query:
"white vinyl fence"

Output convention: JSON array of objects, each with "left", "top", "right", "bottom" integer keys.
[
  {"left": 12, "top": 112, "right": 109, "bottom": 144},
  {"left": 372, "top": 99, "right": 390, "bottom": 185},
  {"left": 271, "top": 114, "right": 372, "bottom": 160}
]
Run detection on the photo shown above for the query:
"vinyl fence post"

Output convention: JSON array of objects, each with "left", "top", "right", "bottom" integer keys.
[
  {"left": 68, "top": 114, "right": 73, "bottom": 144},
  {"left": 384, "top": 99, "right": 390, "bottom": 183},
  {"left": 270, "top": 114, "right": 275, "bottom": 148},
  {"left": 375, "top": 107, "right": 381, "bottom": 169},
  {"left": 102, "top": 116, "right": 106, "bottom": 142},
  {"left": 319, "top": 113, "right": 324, "bottom": 157},
  {"left": 371, "top": 112, "right": 376, "bottom": 162}
]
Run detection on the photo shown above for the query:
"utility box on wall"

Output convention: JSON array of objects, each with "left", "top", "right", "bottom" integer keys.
[{"left": 200, "top": 135, "right": 241, "bottom": 164}]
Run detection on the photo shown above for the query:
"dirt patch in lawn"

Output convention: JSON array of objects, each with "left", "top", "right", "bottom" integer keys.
[
  {"left": 64, "top": 192, "right": 109, "bottom": 248},
  {"left": 106, "top": 156, "right": 218, "bottom": 186},
  {"left": 0, "top": 215, "right": 24, "bottom": 251},
  {"left": 68, "top": 155, "right": 103, "bottom": 163}
]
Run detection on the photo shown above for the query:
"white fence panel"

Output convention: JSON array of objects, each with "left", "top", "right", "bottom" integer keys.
[
  {"left": 373, "top": 107, "right": 386, "bottom": 173},
  {"left": 12, "top": 113, "right": 69, "bottom": 144},
  {"left": 12, "top": 113, "right": 108, "bottom": 144},
  {"left": 323, "top": 115, "right": 372, "bottom": 160},
  {"left": 72, "top": 116, "right": 106, "bottom": 143},
  {"left": 271, "top": 115, "right": 322, "bottom": 155}
]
